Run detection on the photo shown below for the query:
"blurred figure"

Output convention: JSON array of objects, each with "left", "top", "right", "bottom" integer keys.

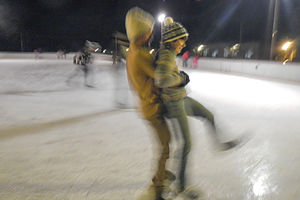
[
  {"left": 34, "top": 48, "right": 42, "bottom": 59},
  {"left": 113, "top": 45, "right": 130, "bottom": 108},
  {"left": 192, "top": 55, "right": 199, "bottom": 69},
  {"left": 56, "top": 49, "right": 64, "bottom": 59},
  {"left": 112, "top": 52, "right": 119, "bottom": 65},
  {"left": 182, "top": 50, "right": 189, "bottom": 68},
  {"left": 66, "top": 40, "right": 100, "bottom": 87},
  {"left": 155, "top": 17, "right": 240, "bottom": 198},
  {"left": 125, "top": 7, "right": 174, "bottom": 200},
  {"left": 62, "top": 50, "right": 67, "bottom": 59},
  {"left": 245, "top": 48, "right": 254, "bottom": 59},
  {"left": 73, "top": 52, "right": 80, "bottom": 64}
]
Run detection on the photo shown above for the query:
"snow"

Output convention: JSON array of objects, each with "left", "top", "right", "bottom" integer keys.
[{"left": 0, "top": 58, "right": 300, "bottom": 199}]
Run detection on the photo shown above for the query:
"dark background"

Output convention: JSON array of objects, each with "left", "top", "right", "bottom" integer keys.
[{"left": 0, "top": 0, "right": 299, "bottom": 52}]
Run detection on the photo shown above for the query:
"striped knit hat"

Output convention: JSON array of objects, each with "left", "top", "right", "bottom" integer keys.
[{"left": 162, "top": 17, "right": 189, "bottom": 44}]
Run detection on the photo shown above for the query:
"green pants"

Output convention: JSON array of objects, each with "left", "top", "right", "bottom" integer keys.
[{"left": 164, "top": 96, "right": 215, "bottom": 192}]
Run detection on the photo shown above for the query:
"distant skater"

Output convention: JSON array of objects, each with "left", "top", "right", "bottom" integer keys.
[
  {"left": 182, "top": 50, "right": 189, "bottom": 68},
  {"left": 66, "top": 41, "right": 99, "bottom": 87},
  {"left": 192, "top": 55, "right": 199, "bottom": 68}
]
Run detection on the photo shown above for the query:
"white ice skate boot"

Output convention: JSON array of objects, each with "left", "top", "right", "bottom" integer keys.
[{"left": 164, "top": 185, "right": 204, "bottom": 200}]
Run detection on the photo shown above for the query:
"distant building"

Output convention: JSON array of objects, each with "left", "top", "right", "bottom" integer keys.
[{"left": 193, "top": 42, "right": 261, "bottom": 60}]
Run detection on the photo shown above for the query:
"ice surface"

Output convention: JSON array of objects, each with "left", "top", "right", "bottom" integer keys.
[{"left": 0, "top": 58, "right": 300, "bottom": 199}]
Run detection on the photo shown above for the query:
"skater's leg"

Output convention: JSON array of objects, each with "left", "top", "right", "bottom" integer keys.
[
  {"left": 83, "top": 65, "right": 93, "bottom": 87},
  {"left": 183, "top": 59, "right": 187, "bottom": 68},
  {"left": 165, "top": 99, "right": 191, "bottom": 193},
  {"left": 83, "top": 65, "right": 88, "bottom": 86},
  {"left": 148, "top": 116, "right": 172, "bottom": 197},
  {"left": 66, "top": 66, "right": 81, "bottom": 83},
  {"left": 183, "top": 96, "right": 215, "bottom": 126},
  {"left": 184, "top": 96, "right": 240, "bottom": 151},
  {"left": 183, "top": 96, "right": 220, "bottom": 140},
  {"left": 175, "top": 115, "right": 191, "bottom": 193}
]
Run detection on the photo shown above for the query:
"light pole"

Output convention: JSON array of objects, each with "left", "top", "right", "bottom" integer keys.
[
  {"left": 158, "top": 13, "right": 166, "bottom": 42},
  {"left": 270, "top": 0, "right": 280, "bottom": 60},
  {"left": 20, "top": 31, "right": 24, "bottom": 52}
]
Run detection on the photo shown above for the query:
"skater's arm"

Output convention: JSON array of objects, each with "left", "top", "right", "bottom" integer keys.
[{"left": 155, "top": 50, "right": 185, "bottom": 88}]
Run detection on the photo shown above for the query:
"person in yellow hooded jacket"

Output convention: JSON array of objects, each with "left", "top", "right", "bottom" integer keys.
[{"left": 125, "top": 7, "right": 174, "bottom": 200}]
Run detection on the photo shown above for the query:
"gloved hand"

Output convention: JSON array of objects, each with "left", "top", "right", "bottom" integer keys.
[{"left": 178, "top": 71, "right": 190, "bottom": 87}]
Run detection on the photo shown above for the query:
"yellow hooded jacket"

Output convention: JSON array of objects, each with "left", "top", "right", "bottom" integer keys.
[{"left": 125, "top": 7, "right": 163, "bottom": 120}]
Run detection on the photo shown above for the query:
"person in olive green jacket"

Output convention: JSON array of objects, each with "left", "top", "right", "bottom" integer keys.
[
  {"left": 125, "top": 7, "right": 174, "bottom": 200},
  {"left": 155, "top": 17, "right": 239, "bottom": 195}
]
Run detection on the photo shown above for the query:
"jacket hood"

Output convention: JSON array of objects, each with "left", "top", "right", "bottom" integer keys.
[{"left": 125, "top": 7, "right": 154, "bottom": 43}]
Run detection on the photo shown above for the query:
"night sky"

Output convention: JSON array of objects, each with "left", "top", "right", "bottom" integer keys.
[{"left": 0, "top": 0, "right": 299, "bottom": 52}]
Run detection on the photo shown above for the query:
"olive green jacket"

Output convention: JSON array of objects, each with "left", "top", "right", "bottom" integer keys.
[{"left": 155, "top": 47, "right": 187, "bottom": 101}]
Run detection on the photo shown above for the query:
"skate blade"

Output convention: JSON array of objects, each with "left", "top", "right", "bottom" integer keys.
[
  {"left": 135, "top": 187, "right": 156, "bottom": 200},
  {"left": 172, "top": 186, "right": 205, "bottom": 200}
]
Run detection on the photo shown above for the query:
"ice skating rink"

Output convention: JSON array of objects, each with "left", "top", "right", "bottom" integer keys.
[{"left": 0, "top": 58, "right": 300, "bottom": 200}]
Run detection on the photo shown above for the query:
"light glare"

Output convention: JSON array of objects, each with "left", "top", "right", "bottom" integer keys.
[
  {"left": 281, "top": 41, "right": 292, "bottom": 51},
  {"left": 158, "top": 13, "right": 166, "bottom": 23},
  {"left": 197, "top": 45, "right": 205, "bottom": 52}
]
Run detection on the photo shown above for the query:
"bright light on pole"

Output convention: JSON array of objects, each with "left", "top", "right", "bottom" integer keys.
[
  {"left": 158, "top": 13, "right": 166, "bottom": 42},
  {"left": 281, "top": 41, "right": 292, "bottom": 51},
  {"left": 270, "top": 0, "right": 280, "bottom": 60},
  {"left": 149, "top": 49, "right": 155, "bottom": 54},
  {"left": 158, "top": 13, "right": 166, "bottom": 23},
  {"left": 197, "top": 45, "right": 205, "bottom": 52}
]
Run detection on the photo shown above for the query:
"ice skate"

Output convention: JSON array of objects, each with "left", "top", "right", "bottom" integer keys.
[
  {"left": 135, "top": 185, "right": 156, "bottom": 200},
  {"left": 136, "top": 185, "right": 167, "bottom": 200},
  {"left": 164, "top": 170, "right": 176, "bottom": 185},
  {"left": 175, "top": 189, "right": 202, "bottom": 200},
  {"left": 85, "top": 84, "right": 94, "bottom": 88},
  {"left": 163, "top": 185, "right": 204, "bottom": 200},
  {"left": 217, "top": 132, "right": 251, "bottom": 151},
  {"left": 149, "top": 170, "right": 176, "bottom": 200},
  {"left": 218, "top": 140, "right": 239, "bottom": 151},
  {"left": 65, "top": 79, "right": 71, "bottom": 86},
  {"left": 208, "top": 126, "right": 249, "bottom": 152}
]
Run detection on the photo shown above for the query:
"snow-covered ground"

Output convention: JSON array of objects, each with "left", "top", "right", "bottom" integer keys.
[{"left": 0, "top": 58, "right": 300, "bottom": 200}]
